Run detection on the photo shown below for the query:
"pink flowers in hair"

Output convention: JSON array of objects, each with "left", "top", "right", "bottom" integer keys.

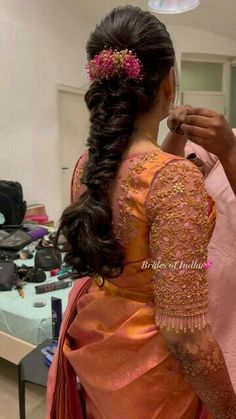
[{"left": 86, "top": 48, "right": 143, "bottom": 82}]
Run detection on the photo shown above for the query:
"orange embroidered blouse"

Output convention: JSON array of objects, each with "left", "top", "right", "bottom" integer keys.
[{"left": 71, "top": 149, "right": 215, "bottom": 334}]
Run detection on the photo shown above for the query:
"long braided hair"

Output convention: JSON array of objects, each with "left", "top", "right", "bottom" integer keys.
[{"left": 58, "top": 6, "right": 175, "bottom": 278}]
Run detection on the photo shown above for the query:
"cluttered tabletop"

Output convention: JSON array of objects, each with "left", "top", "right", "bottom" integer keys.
[{"left": 0, "top": 223, "right": 76, "bottom": 345}]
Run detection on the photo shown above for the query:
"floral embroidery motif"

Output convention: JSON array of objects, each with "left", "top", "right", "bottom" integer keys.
[
  {"left": 172, "top": 180, "right": 185, "bottom": 194},
  {"left": 114, "top": 151, "right": 168, "bottom": 245},
  {"left": 146, "top": 160, "right": 212, "bottom": 332}
]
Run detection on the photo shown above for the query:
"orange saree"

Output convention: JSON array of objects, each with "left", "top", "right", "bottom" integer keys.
[{"left": 47, "top": 149, "right": 215, "bottom": 419}]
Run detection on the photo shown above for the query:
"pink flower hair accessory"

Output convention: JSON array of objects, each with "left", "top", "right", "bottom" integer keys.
[{"left": 86, "top": 48, "right": 143, "bottom": 82}]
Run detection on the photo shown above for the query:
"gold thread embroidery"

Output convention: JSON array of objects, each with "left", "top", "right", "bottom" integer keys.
[
  {"left": 146, "top": 160, "right": 212, "bottom": 331},
  {"left": 114, "top": 151, "right": 172, "bottom": 245}
]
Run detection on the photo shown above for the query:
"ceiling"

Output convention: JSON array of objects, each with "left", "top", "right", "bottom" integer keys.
[{"left": 74, "top": 0, "right": 236, "bottom": 41}]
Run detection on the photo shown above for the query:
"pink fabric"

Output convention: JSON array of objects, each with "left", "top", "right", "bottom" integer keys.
[{"left": 185, "top": 139, "right": 236, "bottom": 390}]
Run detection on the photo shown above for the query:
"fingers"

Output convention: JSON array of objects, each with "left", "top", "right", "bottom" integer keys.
[
  {"left": 168, "top": 106, "right": 217, "bottom": 137},
  {"left": 181, "top": 124, "right": 208, "bottom": 139},
  {"left": 187, "top": 108, "right": 216, "bottom": 118},
  {"left": 184, "top": 115, "right": 211, "bottom": 128}
]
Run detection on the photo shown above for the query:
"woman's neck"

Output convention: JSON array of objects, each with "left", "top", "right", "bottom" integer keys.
[
  {"left": 132, "top": 130, "right": 158, "bottom": 146},
  {"left": 122, "top": 133, "right": 159, "bottom": 161},
  {"left": 134, "top": 116, "right": 160, "bottom": 143},
  {"left": 122, "top": 107, "right": 163, "bottom": 158}
]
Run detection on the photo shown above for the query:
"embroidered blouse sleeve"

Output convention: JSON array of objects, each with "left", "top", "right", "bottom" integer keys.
[{"left": 146, "top": 159, "right": 211, "bottom": 332}]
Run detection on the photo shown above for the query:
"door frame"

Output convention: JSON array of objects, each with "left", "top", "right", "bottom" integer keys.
[
  {"left": 56, "top": 84, "right": 87, "bottom": 209},
  {"left": 180, "top": 53, "right": 231, "bottom": 119}
]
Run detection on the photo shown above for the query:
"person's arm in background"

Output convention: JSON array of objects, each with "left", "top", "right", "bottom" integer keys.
[
  {"left": 163, "top": 106, "right": 236, "bottom": 196},
  {"left": 182, "top": 109, "right": 236, "bottom": 196},
  {"left": 161, "top": 130, "right": 187, "bottom": 157},
  {"left": 219, "top": 139, "right": 236, "bottom": 196},
  {"left": 162, "top": 105, "right": 218, "bottom": 177},
  {"left": 161, "top": 105, "right": 190, "bottom": 157},
  {"left": 146, "top": 159, "right": 236, "bottom": 418},
  {"left": 162, "top": 130, "right": 218, "bottom": 178}
]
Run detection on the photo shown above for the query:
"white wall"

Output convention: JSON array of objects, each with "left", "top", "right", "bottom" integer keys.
[
  {"left": 158, "top": 25, "right": 236, "bottom": 144},
  {"left": 1, "top": 2, "right": 236, "bottom": 219},
  {"left": 0, "top": 0, "right": 92, "bottom": 222},
  {"left": 169, "top": 26, "right": 236, "bottom": 61}
]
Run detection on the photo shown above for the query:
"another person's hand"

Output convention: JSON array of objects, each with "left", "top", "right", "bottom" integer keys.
[
  {"left": 181, "top": 108, "right": 236, "bottom": 159},
  {"left": 167, "top": 105, "right": 193, "bottom": 135}
]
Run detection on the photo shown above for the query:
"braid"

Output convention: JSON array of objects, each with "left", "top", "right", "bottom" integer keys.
[
  {"left": 58, "top": 6, "right": 175, "bottom": 278},
  {"left": 60, "top": 78, "right": 138, "bottom": 278},
  {"left": 83, "top": 79, "right": 138, "bottom": 187}
]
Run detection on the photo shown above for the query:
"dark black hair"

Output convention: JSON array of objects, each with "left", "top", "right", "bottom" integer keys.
[{"left": 58, "top": 6, "right": 175, "bottom": 278}]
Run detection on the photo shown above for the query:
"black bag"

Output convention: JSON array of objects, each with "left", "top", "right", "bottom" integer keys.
[
  {"left": 35, "top": 248, "right": 62, "bottom": 271},
  {"left": 0, "top": 180, "right": 26, "bottom": 226},
  {"left": 0, "top": 262, "right": 16, "bottom": 291},
  {"left": 0, "top": 229, "right": 32, "bottom": 251},
  {"left": 17, "top": 265, "right": 46, "bottom": 283}
]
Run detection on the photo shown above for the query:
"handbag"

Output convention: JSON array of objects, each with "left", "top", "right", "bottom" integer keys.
[
  {"left": 0, "top": 180, "right": 26, "bottom": 226},
  {"left": 17, "top": 265, "right": 46, "bottom": 283},
  {"left": 0, "top": 229, "right": 32, "bottom": 251},
  {"left": 35, "top": 248, "right": 62, "bottom": 271},
  {"left": 0, "top": 230, "right": 33, "bottom": 251},
  {"left": 0, "top": 262, "right": 16, "bottom": 291}
]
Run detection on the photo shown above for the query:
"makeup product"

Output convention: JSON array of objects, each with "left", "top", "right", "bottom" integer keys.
[
  {"left": 33, "top": 299, "right": 46, "bottom": 308},
  {"left": 41, "top": 341, "right": 58, "bottom": 367},
  {"left": 50, "top": 268, "right": 60, "bottom": 277},
  {"left": 27, "top": 226, "right": 48, "bottom": 241},
  {"left": 51, "top": 297, "right": 62, "bottom": 342},
  {"left": 57, "top": 272, "right": 71, "bottom": 280},
  {"left": 35, "top": 278, "right": 72, "bottom": 294}
]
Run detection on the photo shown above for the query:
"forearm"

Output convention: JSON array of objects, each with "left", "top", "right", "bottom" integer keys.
[
  {"left": 161, "top": 131, "right": 187, "bottom": 157},
  {"left": 164, "top": 328, "right": 236, "bottom": 418},
  {"left": 219, "top": 139, "right": 236, "bottom": 196}
]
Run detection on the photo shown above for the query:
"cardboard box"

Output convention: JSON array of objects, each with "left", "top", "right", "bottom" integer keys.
[
  {"left": 25, "top": 204, "right": 47, "bottom": 217},
  {"left": 24, "top": 204, "right": 54, "bottom": 227}
]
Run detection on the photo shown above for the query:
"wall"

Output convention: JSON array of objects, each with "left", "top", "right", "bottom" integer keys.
[
  {"left": 0, "top": 0, "right": 92, "bottom": 222},
  {"left": 158, "top": 25, "right": 236, "bottom": 144},
  {"left": 1, "top": 3, "right": 236, "bottom": 220}
]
